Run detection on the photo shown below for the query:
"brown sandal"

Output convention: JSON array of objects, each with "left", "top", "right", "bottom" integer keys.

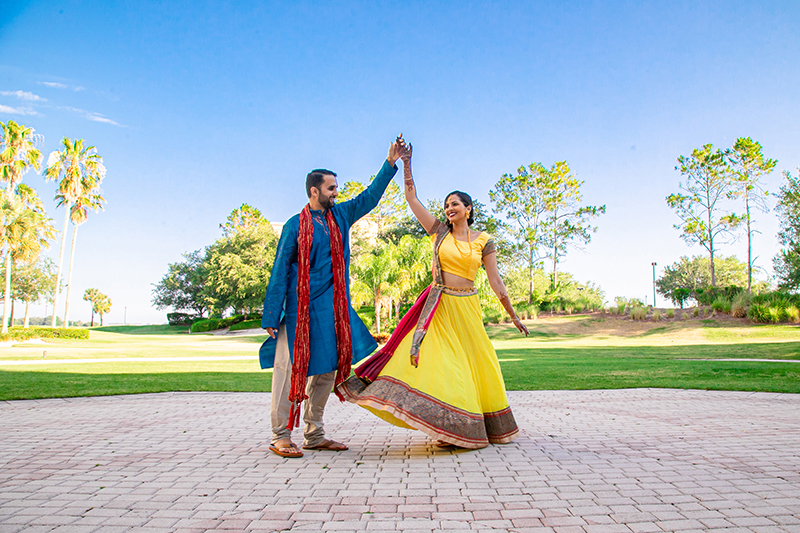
[
  {"left": 303, "top": 439, "right": 348, "bottom": 451},
  {"left": 269, "top": 440, "right": 303, "bottom": 458}
]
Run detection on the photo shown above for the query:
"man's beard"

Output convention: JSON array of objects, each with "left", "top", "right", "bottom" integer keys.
[{"left": 319, "top": 193, "right": 335, "bottom": 210}]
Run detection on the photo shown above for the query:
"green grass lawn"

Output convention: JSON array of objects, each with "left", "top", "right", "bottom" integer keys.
[{"left": 1, "top": 314, "right": 798, "bottom": 400}]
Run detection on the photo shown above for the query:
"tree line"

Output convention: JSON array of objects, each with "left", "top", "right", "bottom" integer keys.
[
  {"left": 0, "top": 120, "right": 108, "bottom": 331},
  {"left": 660, "top": 136, "right": 800, "bottom": 307},
  {"left": 153, "top": 162, "right": 607, "bottom": 331}
]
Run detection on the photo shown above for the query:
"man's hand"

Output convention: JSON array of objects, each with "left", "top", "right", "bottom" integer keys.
[
  {"left": 387, "top": 134, "right": 405, "bottom": 165},
  {"left": 266, "top": 327, "right": 277, "bottom": 339}
]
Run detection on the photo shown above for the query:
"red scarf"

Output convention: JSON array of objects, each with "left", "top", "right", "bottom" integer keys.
[{"left": 288, "top": 205, "right": 352, "bottom": 430}]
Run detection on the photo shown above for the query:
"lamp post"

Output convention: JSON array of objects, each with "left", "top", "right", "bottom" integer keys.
[{"left": 651, "top": 262, "right": 657, "bottom": 308}]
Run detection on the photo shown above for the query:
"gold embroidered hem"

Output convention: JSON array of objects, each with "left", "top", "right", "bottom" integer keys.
[
  {"left": 339, "top": 375, "right": 518, "bottom": 448},
  {"left": 341, "top": 292, "right": 519, "bottom": 449}
]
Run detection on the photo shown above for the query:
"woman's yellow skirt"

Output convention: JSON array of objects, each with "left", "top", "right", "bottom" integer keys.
[{"left": 339, "top": 292, "right": 518, "bottom": 449}]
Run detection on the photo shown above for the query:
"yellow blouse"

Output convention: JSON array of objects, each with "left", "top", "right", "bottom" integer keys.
[{"left": 435, "top": 231, "right": 493, "bottom": 281}]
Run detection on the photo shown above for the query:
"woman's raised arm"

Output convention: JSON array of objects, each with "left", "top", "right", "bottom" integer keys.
[{"left": 399, "top": 143, "right": 438, "bottom": 235}]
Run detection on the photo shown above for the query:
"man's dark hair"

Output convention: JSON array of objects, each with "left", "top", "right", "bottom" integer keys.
[{"left": 306, "top": 169, "right": 337, "bottom": 198}]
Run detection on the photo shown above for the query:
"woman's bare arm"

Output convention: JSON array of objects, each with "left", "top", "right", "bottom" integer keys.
[
  {"left": 399, "top": 143, "right": 438, "bottom": 235},
  {"left": 483, "top": 251, "right": 529, "bottom": 336}
]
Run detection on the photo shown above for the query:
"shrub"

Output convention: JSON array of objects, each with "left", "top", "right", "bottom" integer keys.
[
  {"left": 666, "top": 309, "right": 675, "bottom": 319},
  {"left": 229, "top": 319, "right": 262, "bottom": 331},
  {"left": 652, "top": 310, "right": 661, "bottom": 321},
  {"left": 747, "top": 304, "right": 769, "bottom": 323},
  {"left": 785, "top": 305, "right": 800, "bottom": 324},
  {"left": 482, "top": 308, "right": 502, "bottom": 325},
  {"left": 711, "top": 297, "right": 729, "bottom": 314},
  {"left": 630, "top": 306, "right": 647, "bottom": 320},
  {"left": 693, "top": 307, "right": 699, "bottom": 317},
  {"left": 0, "top": 327, "right": 89, "bottom": 341},
  {"left": 167, "top": 312, "right": 195, "bottom": 326}
]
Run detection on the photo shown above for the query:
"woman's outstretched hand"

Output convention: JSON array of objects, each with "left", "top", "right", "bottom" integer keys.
[
  {"left": 512, "top": 317, "right": 529, "bottom": 336},
  {"left": 397, "top": 137, "right": 412, "bottom": 164}
]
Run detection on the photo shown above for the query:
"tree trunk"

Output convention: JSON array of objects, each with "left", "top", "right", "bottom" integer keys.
[
  {"left": 528, "top": 245, "right": 534, "bottom": 304},
  {"left": 374, "top": 299, "right": 381, "bottom": 335},
  {"left": 63, "top": 223, "right": 79, "bottom": 327},
  {"left": 9, "top": 298, "right": 14, "bottom": 327},
  {"left": 2, "top": 251, "right": 11, "bottom": 333},
  {"left": 745, "top": 189, "right": 752, "bottom": 293},
  {"left": 51, "top": 206, "right": 71, "bottom": 328},
  {"left": 23, "top": 300, "right": 30, "bottom": 328},
  {"left": 90, "top": 309, "right": 94, "bottom": 327},
  {"left": 100, "top": 312, "right": 104, "bottom": 326}
]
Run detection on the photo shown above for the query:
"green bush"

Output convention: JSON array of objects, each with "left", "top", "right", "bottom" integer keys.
[
  {"left": 167, "top": 312, "right": 196, "bottom": 326},
  {"left": 630, "top": 306, "right": 647, "bottom": 320},
  {"left": 0, "top": 327, "right": 89, "bottom": 342},
  {"left": 652, "top": 310, "right": 661, "bottom": 321},
  {"left": 228, "top": 319, "right": 262, "bottom": 331},
  {"left": 666, "top": 309, "right": 675, "bottom": 319},
  {"left": 711, "top": 297, "right": 729, "bottom": 313},
  {"left": 482, "top": 308, "right": 502, "bottom": 325},
  {"left": 785, "top": 305, "right": 800, "bottom": 324},
  {"left": 747, "top": 304, "right": 769, "bottom": 323}
]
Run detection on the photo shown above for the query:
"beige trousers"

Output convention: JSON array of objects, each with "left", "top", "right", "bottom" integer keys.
[{"left": 270, "top": 325, "right": 335, "bottom": 447}]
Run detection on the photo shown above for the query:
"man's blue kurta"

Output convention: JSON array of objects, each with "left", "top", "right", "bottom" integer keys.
[{"left": 259, "top": 160, "right": 398, "bottom": 376}]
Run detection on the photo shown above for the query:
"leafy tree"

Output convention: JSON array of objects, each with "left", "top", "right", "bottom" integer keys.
[
  {"left": 656, "top": 255, "right": 751, "bottom": 306},
  {"left": 727, "top": 137, "right": 776, "bottom": 292},
  {"left": 490, "top": 164, "right": 550, "bottom": 303},
  {"left": 203, "top": 204, "right": 277, "bottom": 315},
  {"left": 6, "top": 257, "right": 57, "bottom": 328},
  {"left": 774, "top": 168, "right": 800, "bottom": 291},
  {"left": 538, "top": 161, "right": 605, "bottom": 291},
  {"left": 152, "top": 250, "right": 210, "bottom": 317},
  {"left": 350, "top": 239, "right": 397, "bottom": 334},
  {"left": 44, "top": 138, "right": 106, "bottom": 327},
  {"left": 667, "top": 144, "right": 740, "bottom": 287}
]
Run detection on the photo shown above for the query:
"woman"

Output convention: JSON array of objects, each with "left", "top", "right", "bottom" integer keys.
[{"left": 337, "top": 142, "right": 529, "bottom": 449}]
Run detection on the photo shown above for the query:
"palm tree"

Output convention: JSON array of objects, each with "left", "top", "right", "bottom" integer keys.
[
  {"left": 44, "top": 138, "right": 106, "bottom": 327},
  {"left": 83, "top": 287, "right": 100, "bottom": 326},
  {"left": 0, "top": 121, "right": 44, "bottom": 333},
  {"left": 61, "top": 190, "right": 105, "bottom": 326},
  {"left": 94, "top": 294, "right": 111, "bottom": 326},
  {"left": 0, "top": 190, "right": 55, "bottom": 332}
]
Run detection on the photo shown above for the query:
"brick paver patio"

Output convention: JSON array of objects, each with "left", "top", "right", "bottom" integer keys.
[{"left": 1, "top": 389, "right": 799, "bottom": 532}]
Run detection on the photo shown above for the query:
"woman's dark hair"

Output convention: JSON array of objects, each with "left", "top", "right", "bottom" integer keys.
[
  {"left": 306, "top": 169, "right": 337, "bottom": 198},
  {"left": 444, "top": 190, "right": 474, "bottom": 227}
]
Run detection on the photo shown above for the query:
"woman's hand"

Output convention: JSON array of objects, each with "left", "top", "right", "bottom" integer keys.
[
  {"left": 512, "top": 317, "right": 529, "bottom": 336},
  {"left": 398, "top": 138, "right": 412, "bottom": 164}
]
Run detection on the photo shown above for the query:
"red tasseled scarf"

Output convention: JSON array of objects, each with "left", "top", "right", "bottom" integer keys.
[{"left": 288, "top": 205, "right": 352, "bottom": 430}]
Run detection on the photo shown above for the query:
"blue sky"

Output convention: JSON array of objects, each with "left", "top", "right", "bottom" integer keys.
[{"left": 1, "top": 0, "right": 799, "bottom": 323}]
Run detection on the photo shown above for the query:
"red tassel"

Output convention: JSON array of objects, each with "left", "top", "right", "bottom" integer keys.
[{"left": 287, "top": 401, "right": 302, "bottom": 431}]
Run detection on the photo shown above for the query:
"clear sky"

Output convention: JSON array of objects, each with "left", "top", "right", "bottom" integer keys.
[{"left": 1, "top": 0, "right": 799, "bottom": 324}]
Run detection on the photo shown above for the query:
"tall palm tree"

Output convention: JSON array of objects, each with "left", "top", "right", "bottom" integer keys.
[
  {"left": 44, "top": 138, "right": 106, "bottom": 327},
  {"left": 0, "top": 121, "right": 44, "bottom": 333},
  {"left": 61, "top": 190, "right": 105, "bottom": 327}
]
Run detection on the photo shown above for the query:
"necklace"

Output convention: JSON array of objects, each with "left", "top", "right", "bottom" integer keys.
[{"left": 451, "top": 232, "right": 472, "bottom": 257}]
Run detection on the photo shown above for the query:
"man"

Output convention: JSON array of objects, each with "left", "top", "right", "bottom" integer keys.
[{"left": 260, "top": 137, "right": 404, "bottom": 458}]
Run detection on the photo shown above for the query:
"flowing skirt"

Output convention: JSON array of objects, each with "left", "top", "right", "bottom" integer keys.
[{"left": 338, "top": 292, "right": 518, "bottom": 449}]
